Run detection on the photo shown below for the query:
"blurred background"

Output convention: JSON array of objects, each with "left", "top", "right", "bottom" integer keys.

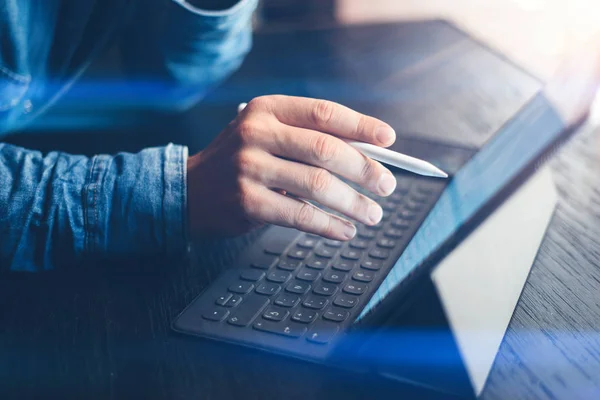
[
  {"left": 8, "top": 0, "right": 600, "bottom": 154},
  {"left": 258, "top": 0, "right": 600, "bottom": 80}
]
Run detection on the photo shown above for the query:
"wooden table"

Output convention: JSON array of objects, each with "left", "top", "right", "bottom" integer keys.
[{"left": 2, "top": 19, "right": 600, "bottom": 400}]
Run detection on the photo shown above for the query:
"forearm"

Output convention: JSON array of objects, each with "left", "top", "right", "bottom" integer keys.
[{"left": 0, "top": 143, "right": 188, "bottom": 271}]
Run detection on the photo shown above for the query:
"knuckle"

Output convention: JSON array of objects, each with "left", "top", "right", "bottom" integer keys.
[
  {"left": 234, "top": 150, "right": 256, "bottom": 175},
  {"left": 295, "top": 202, "right": 317, "bottom": 227},
  {"left": 346, "top": 191, "right": 363, "bottom": 213},
  {"left": 354, "top": 194, "right": 371, "bottom": 216},
  {"left": 311, "top": 134, "right": 339, "bottom": 163},
  {"left": 356, "top": 114, "right": 369, "bottom": 138},
  {"left": 309, "top": 168, "right": 332, "bottom": 195},
  {"left": 236, "top": 120, "right": 259, "bottom": 144},
  {"left": 321, "top": 217, "right": 337, "bottom": 239},
  {"left": 247, "top": 96, "right": 271, "bottom": 112},
  {"left": 323, "top": 216, "right": 340, "bottom": 237},
  {"left": 312, "top": 99, "right": 335, "bottom": 127},
  {"left": 360, "top": 158, "right": 377, "bottom": 181},
  {"left": 275, "top": 205, "right": 294, "bottom": 226}
]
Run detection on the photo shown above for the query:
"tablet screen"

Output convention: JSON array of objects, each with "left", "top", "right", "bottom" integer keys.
[{"left": 357, "top": 93, "right": 568, "bottom": 320}]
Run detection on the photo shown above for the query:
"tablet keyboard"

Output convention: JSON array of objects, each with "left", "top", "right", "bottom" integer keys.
[{"left": 174, "top": 175, "right": 446, "bottom": 356}]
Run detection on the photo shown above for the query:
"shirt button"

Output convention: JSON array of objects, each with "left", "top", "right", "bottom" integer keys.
[{"left": 23, "top": 99, "right": 32, "bottom": 113}]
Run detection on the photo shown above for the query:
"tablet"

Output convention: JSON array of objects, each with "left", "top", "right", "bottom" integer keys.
[{"left": 357, "top": 49, "right": 600, "bottom": 323}]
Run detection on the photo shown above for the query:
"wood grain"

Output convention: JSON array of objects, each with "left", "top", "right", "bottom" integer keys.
[{"left": 483, "top": 121, "right": 600, "bottom": 400}]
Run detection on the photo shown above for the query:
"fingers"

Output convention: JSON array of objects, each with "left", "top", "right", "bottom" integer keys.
[
  {"left": 232, "top": 95, "right": 398, "bottom": 240},
  {"left": 245, "top": 95, "right": 396, "bottom": 147},
  {"left": 252, "top": 155, "right": 383, "bottom": 226},
  {"left": 255, "top": 124, "right": 397, "bottom": 197},
  {"left": 245, "top": 184, "right": 357, "bottom": 240}
]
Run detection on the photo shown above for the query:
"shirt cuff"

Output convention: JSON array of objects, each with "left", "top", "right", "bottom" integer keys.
[
  {"left": 171, "top": 0, "right": 258, "bottom": 22},
  {"left": 83, "top": 143, "right": 189, "bottom": 260},
  {"left": 163, "top": 143, "right": 189, "bottom": 255}
]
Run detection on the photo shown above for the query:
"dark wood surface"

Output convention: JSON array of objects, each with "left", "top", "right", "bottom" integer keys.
[{"left": 2, "top": 20, "right": 600, "bottom": 400}]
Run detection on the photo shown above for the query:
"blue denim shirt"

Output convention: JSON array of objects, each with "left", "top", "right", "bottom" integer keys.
[{"left": 0, "top": 0, "right": 257, "bottom": 271}]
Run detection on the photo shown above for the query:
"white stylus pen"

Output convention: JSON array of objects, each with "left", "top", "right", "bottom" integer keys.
[{"left": 237, "top": 102, "right": 448, "bottom": 178}]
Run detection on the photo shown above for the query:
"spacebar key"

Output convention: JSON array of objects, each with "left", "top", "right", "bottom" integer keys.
[
  {"left": 227, "top": 293, "right": 269, "bottom": 327},
  {"left": 254, "top": 320, "right": 307, "bottom": 338}
]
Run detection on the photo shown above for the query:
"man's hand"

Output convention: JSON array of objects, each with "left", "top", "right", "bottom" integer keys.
[{"left": 187, "top": 95, "right": 397, "bottom": 240}]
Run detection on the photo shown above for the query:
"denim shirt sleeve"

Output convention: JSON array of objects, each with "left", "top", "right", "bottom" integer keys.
[
  {"left": 0, "top": 142, "right": 188, "bottom": 271},
  {"left": 120, "top": 0, "right": 258, "bottom": 110}
]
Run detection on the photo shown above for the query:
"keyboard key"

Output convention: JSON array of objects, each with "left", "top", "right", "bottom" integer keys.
[
  {"left": 352, "top": 270, "right": 374, "bottom": 282},
  {"left": 384, "top": 228, "right": 404, "bottom": 238},
  {"left": 292, "top": 309, "right": 318, "bottom": 324},
  {"left": 369, "top": 249, "right": 389, "bottom": 260},
  {"left": 203, "top": 308, "right": 229, "bottom": 322},
  {"left": 404, "top": 201, "right": 422, "bottom": 212},
  {"left": 303, "top": 295, "right": 329, "bottom": 310},
  {"left": 297, "top": 268, "right": 321, "bottom": 282},
  {"left": 323, "top": 307, "right": 349, "bottom": 322},
  {"left": 228, "top": 294, "right": 270, "bottom": 326},
  {"left": 314, "top": 245, "right": 336, "bottom": 259},
  {"left": 349, "top": 239, "right": 369, "bottom": 249},
  {"left": 332, "top": 260, "right": 356, "bottom": 272},
  {"left": 255, "top": 282, "right": 281, "bottom": 296},
  {"left": 323, "top": 270, "right": 347, "bottom": 284},
  {"left": 297, "top": 237, "right": 318, "bottom": 249},
  {"left": 381, "top": 200, "right": 397, "bottom": 211},
  {"left": 274, "top": 293, "right": 301, "bottom": 308},
  {"left": 377, "top": 238, "right": 397, "bottom": 249},
  {"left": 410, "top": 193, "right": 429, "bottom": 203},
  {"left": 225, "top": 295, "right": 243, "bottom": 307},
  {"left": 416, "top": 185, "right": 435, "bottom": 195},
  {"left": 277, "top": 259, "right": 301, "bottom": 271},
  {"left": 264, "top": 237, "right": 291, "bottom": 255},
  {"left": 307, "top": 321, "right": 339, "bottom": 344},
  {"left": 263, "top": 306, "right": 289, "bottom": 322},
  {"left": 216, "top": 293, "right": 232, "bottom": 306},
  {"left": 390, "top": 192, "right": 404, "bottom": 202},
  {"left": 267, "top": 270, "right": 292, "bottom": 283},
  {"left": 343, "top": 282, "right": 367, "bottom": 295},
  {"left": 391, "top": 219, "right": 411, "bottom": 230},
  {"left": 361, "top": 260, "right": 382, "bottom": 271},
  {"left": 305, "top": 257, "right": 328, "bottom": 270},
  {"left": 334, "top": 294, "right": 359, "bottom": 308},
  {"left": 396, "top": 180, "right": 411, "bottom": 194},
  {"left": 366, "top": 222, "right": 383, "bottom": 231},
  {"left": 286, "top": 280, "right": 311, "bottom": 295},
  {"left": 313, "top": 282, "right": 338, "bottom": 296},
  {"left": 288, "top": 248, "right": 309, "bottom": 260},
  {"left": 397, "top": 210, "right": 416, "bottom": 220},
  {"left": 324, "top": 239, "right": 342, "bottom": 248},
  {"left": 240, "top": 269, "right": 266, "bottom": 282},
  {"left": 251, "top": 253, "right": 278, "bottom": 269},
  {"left": 340, "top": 249, "right": 361, "bottom": 260},
  {"left": 357, "top": 227, "right": 376, "bottom": 239},
  {"left": 229, "top": 281, "right": 254, "bottom": 294},
  {"left": 254, "top": 320, "right": 307, "bottom": 338}
]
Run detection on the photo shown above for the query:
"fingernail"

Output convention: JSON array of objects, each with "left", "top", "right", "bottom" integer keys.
[
  {"left": 375, "top": 125, "right": 396, "bottom": 145},
  {"left": 367, "top": 203, "right": 383, "bottom": 225},
  {"left": 342, "top": 222, "right": 356, "bottom": 240},
  {"left": 378, "top": 173, "right": 397, "bottom": 196}
]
